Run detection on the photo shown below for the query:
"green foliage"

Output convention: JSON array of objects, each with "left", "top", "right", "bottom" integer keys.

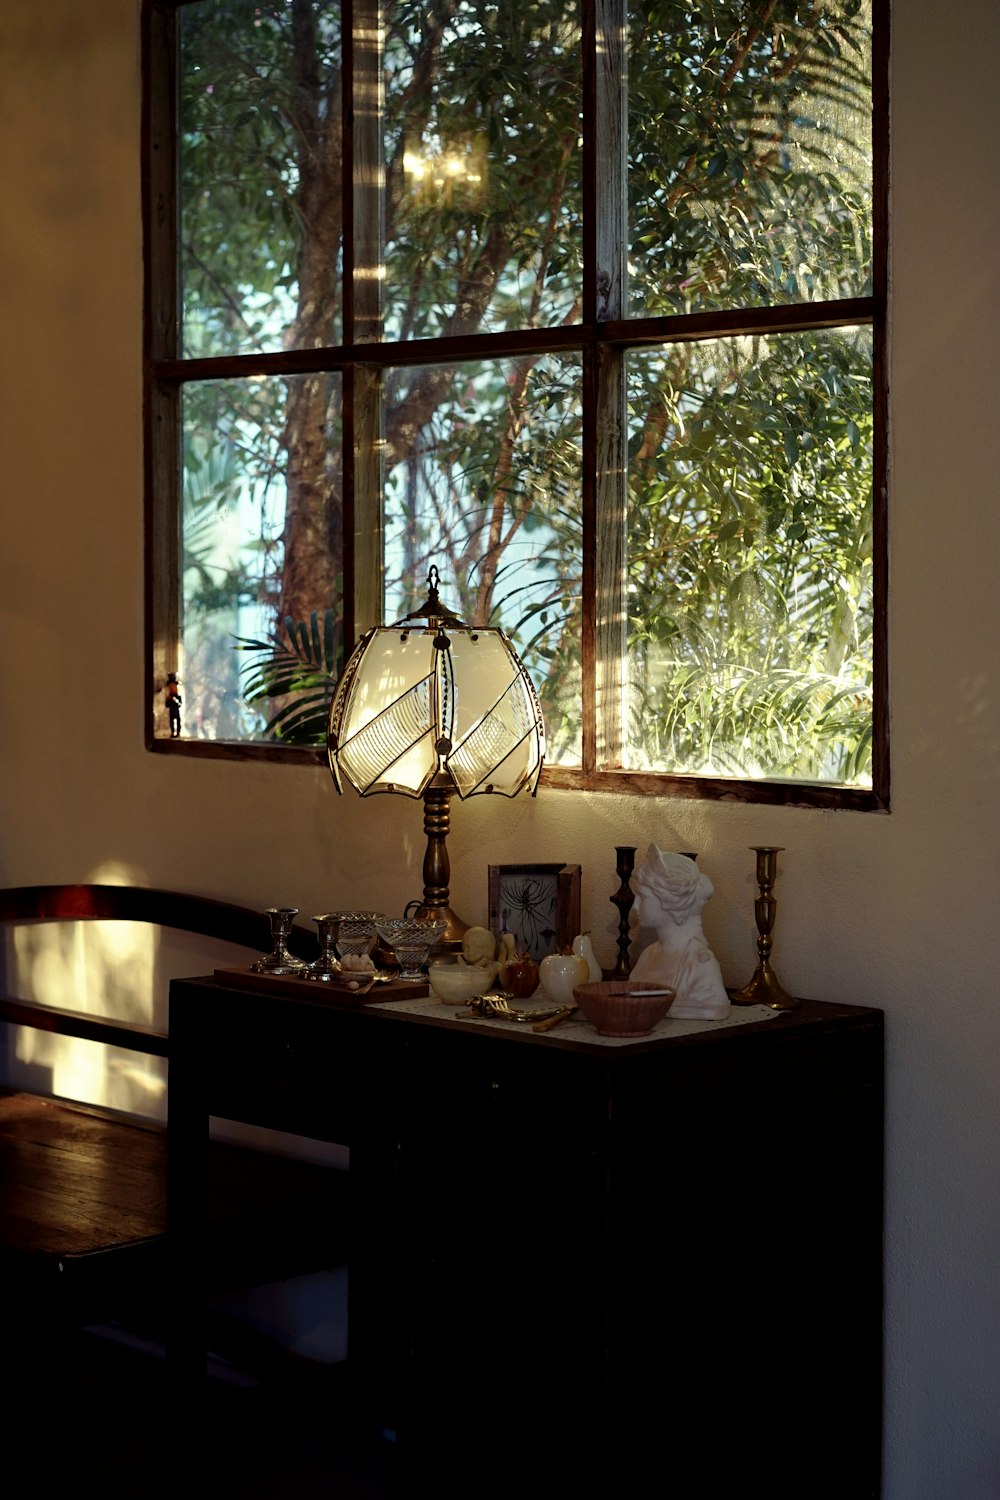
[
  {"left": 181, "top": 382, "right": 288, "bottom": 623},
  {"left": 235, "top": 607, "right": 341, "bottom": 743},
  {"left": 175, "top": 0, "right": 876, "bottom": 782},
  {"left": 625, "top": 324, "right": 873, "bottom": 781},
  {"left": 382, "top": 351, "right": 582, "bottom": 711},
  {"left": 627, "top": 0, "right": 872, "bottom": 315},
  {"left": 179, "top": 0, "right": 341, "bottom": 355},
  {"left": 382, "top": 0, "right": 582, "bottom": 338}
]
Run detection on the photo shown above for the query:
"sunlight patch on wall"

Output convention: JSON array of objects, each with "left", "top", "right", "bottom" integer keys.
[
  {"left": 86, "top": 859, "right": 149, "bottom": 887},
  {"left": 5, "top": 919, "right": 167, "bottom": 1120}
]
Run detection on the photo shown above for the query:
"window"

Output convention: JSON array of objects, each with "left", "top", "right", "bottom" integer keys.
[{"left": 145, "top": 0, "right": 887, "bottom": 810}]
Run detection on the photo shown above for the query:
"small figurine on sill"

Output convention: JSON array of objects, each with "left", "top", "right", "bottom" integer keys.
[
  {"left": 629, "top": 845, "right": 730, "bottom": 1020},
  {"left": 164, "top": 672, "right": 182, "bottom": 738}
]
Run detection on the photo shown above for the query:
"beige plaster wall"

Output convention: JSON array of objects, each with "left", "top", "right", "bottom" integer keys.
[{"left": 2, "top": 2, "right": 999, "bottom": 1493}]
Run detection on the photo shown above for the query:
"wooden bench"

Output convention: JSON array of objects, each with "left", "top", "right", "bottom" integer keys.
[{"left": 0, "top": 884, "right": 350, "bottom": 1351}]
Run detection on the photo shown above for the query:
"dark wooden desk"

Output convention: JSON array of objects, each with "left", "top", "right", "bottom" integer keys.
[{"left": 168, "top": 977, "right": 883, "bottom": 1498}]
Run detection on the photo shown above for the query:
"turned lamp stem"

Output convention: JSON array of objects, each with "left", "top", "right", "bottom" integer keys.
[{"left": 406, "top": 777, "right": 468, "bottom": 951}]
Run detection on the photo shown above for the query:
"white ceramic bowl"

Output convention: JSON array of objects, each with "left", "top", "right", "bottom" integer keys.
[{"left": 428, "top": 961, "right": 494, "bottom": 1004}]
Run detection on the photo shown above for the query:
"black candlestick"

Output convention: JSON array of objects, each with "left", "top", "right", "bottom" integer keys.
[{"left": 610, "top": 846, "right": 637, "bottom": 978}]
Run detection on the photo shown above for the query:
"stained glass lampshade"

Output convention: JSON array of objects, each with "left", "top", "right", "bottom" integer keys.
[{"left": 327, "top": 568, "right": 545, "bottom": 949}]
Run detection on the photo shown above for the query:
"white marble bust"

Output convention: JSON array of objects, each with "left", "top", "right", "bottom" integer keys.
[{"left": 630, "top": 845, "right": 730, "bottom": 1021}]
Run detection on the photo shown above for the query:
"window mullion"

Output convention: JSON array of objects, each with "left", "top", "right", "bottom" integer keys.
[
  {"left": 592, "top": 0, "right": 628, "bottom": 772},
  {"left": 594, "top": 0, "right": 627, "bottom": 322},
  {"left": 144, "top": 0, "right": 181, "bottom": 746},
  {"left": 349, "top": 0, "right": 385, "bottom": 636},
  {"left": 352, "top": 365, "right": 384, "bottom": 637}
]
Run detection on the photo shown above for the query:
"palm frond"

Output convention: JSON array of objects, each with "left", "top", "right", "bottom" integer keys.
[{"left": 234, "top": 608, "right": 341, "bottom": 745}]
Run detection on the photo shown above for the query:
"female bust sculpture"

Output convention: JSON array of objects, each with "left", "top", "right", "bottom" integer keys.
[{"left": 629, "top": 845, "right": 730, "bottom": 1020}]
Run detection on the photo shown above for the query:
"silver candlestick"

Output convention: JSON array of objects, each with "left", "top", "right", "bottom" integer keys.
[{"left": 252, "top": 907, "right": 309, "bottom": 975}]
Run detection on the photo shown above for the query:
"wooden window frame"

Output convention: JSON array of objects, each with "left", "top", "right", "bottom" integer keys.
[{"left": 143, "top": 0, "right": 889, "bottom": 813}]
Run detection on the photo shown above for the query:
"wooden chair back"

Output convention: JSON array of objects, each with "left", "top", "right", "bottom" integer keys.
[{"left": 0, "top": 884, "right": 318, "bottom": 1332}]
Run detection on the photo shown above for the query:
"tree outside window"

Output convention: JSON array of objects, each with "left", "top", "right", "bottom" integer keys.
[{"left": 146, "top": 0, "right": 886, "bottom": 809}]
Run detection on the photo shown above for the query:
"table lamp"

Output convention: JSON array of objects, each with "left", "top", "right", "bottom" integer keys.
[{"left": 327, "top": 567, "right": 545, "bottom": 951}]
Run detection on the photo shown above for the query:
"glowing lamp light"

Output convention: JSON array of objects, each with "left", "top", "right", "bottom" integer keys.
[{"left": 328, "top": 567, "right": 545, "bottom": 950}]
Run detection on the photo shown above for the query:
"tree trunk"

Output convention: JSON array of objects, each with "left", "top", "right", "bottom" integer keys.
[{"left": 276, "top": 0, "right": 344, "bottom": 635}]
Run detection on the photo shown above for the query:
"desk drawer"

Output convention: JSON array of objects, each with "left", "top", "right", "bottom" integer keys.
[
  {"left": 202, "top": 991, "right": 362, "bottom": 1141},
  {"left": 393, "top": 1027, "right": 609, "bottom": 1139}
]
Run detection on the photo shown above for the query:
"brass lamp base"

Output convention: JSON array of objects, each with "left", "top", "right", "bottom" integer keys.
[{"left": 408, "top": 899, "right": 468, "bottom": 955}]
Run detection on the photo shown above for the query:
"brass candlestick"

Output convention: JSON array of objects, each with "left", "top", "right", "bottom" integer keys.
[
  {"left": 609, "top": 846, "right": 637, "bottom": 978},
  {"left": 730, "top": 847, "right": 798, "bottom": 1010}
]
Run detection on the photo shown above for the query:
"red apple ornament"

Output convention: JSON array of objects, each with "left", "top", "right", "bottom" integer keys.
[{"left": 499, "top": 950, "right": 540, "bottom": 999}]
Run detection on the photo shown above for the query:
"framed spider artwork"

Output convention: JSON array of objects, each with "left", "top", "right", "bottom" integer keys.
[{"left": 488, "top": 864, "right": 582, "bottom": 961}]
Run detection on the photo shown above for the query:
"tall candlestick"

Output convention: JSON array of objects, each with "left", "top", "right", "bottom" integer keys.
[
  {"left": 730, "top": 846, "right": 798, "bottom": 1010},
  {"left": 609, "top": 846, "right": 637, "bottom": 978}
]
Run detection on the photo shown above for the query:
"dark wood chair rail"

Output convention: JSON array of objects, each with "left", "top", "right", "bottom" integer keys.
[
  {"left": 0, "top": 882, "right": 316, "bottom": 963},
  {"left": 0, "top": 883, "right": 315, "bottom": 1058},
  {"left": 0, "top": 995, "right": 169, "bottom": 1056}
]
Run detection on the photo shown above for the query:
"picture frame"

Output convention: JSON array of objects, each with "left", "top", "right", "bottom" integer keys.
[{"left": 487, "top": 863, "right": 582, "bottom": 960}]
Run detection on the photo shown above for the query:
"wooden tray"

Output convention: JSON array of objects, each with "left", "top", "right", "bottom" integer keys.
[{"left": 213, "top": 965, "right": 429, "bottom": 1004}]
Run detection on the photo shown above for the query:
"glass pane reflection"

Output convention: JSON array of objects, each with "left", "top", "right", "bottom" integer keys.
[
  {"left": 383, "top": 352, "right": 583, "bottom": 766},
  {"left": 628, "top": 0, "right": 873, "bottom": 316},
  {"left": 624, "top": 327, "right": 873, "bottom": 784},
  {"left": 382, "top": 0, "right": 582, "bottom": 338},
  {"left": 180, "top": 373, "right": 343, "bottom": 741}
]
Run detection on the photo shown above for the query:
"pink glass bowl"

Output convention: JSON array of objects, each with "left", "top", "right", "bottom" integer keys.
[{"left": 572, "top": 980, "right": 675, "bottom": 1037}]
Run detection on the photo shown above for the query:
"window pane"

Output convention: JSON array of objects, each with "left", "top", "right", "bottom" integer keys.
[
  {"left": 624, "top": 327, "right": 873, "bottom": 783},
  {"left": 180, "top": 373, "right": 344, "bottom": 741},
  {"left": 383, "top": 353, "right": 583, "bottom": 766},
  {"left": 382, "top": 0, "right": 582, "bottom": 338},
  {"left": 628, "top": 0, "right": 872, "bottom": 316},
  {"left": 157, "top": 0, "right": 882, "bottom": 800},
  {"left": 179, "top": 0, "right": 343, "bottom": 357}
]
